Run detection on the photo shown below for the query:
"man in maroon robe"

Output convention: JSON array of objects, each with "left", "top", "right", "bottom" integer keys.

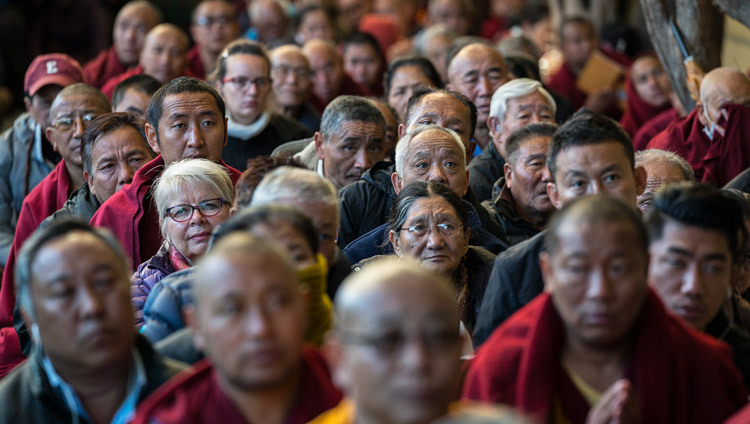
[
  {"left": 84, "top": 1, "right": 161, "bottom": 88},
  {"left": 188, "top": 0, "right": 241, "bottom": 80},
  {"left": 90, "top": 77, "right": 240, "bottom": 270},
  {"left": 302, "top": 39, "right": 370, "bottom": 113},
  {"left": 463, "top": 195, "right": 746, "bottom": 423},
  {"left": 132, "top": 233, "right": 342, "bottom": 424}
]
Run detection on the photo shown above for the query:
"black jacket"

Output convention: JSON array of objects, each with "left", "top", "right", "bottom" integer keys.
[
  {"left": 725, "top": 168, "right": 750, "bottom": 193},
  {"left": 467, "top": 142, "right": 505, "bottom": 203},
  {"left": 481, "top": 177, "right": 540, "bottom": 246},
  {"left": 706, "top": 295, "right": 750, "bottom": 390},
  {"left": 472, "top": 230, "right": 546, "bottom": 346}
]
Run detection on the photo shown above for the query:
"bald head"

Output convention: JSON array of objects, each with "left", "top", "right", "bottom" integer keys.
[
  {"left": 114, "top": 1, "right": 162, "bottom": 66},
  {"left": 50, "top": 83, "right": 111, "bottom": 119},
  {"left": 303, "top": 39, "right": 344, "bottom": 104},
  {"left": 140, "top": 24, "right": 189, "bottom": 83},
  {"left": 700, "top": 67, "right": 750, "bottom": 124}
]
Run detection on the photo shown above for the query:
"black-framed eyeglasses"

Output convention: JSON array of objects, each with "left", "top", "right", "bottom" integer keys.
[
  {"left": 339, "top": 328, "right": 461, "bottom": 356},
  {"left": 399, "top": 221, "right": 464, "bottom": 238},
  {"left": 221, "top": 76, "right": 271, "bottom": 91},
  {"left": 166, "top": 198, "right": 227, "bottom": 222},
  {"left": 195, "top": 15, "right": 235, "bottom": 27}
]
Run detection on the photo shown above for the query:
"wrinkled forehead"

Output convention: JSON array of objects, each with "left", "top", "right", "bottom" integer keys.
[
  {"left": 51, "top": 94, "right": 108, "bottom": 117},
  {"left": 407, "top": 131, "right": 464, "bottom": 157}
]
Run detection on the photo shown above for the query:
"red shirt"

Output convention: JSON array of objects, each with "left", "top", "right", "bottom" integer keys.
[
  {"left": 84, "top": 46, "right": 132, "bottom": 89},
  {"left": 132, "top": 347, "right": 342, "bottom": 424},
  {"left": 187, "top": 44, "right": 206, "bottom": 81},
  {"left": 620, "top": 56, "right": 673, "bottom": 139},
  {"left": 632, "top": 108, "right": 680, "bottom": 151}
]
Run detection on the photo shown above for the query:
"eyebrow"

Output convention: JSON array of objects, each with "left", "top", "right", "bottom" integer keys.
[{"left": 524, "top": 153, "right": 546, "bottom": 162}]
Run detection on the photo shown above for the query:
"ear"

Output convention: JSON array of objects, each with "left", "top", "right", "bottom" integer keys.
[
  {"left": 504, "top": 163, "right": 513, "bottom": 188},
  {"left": 46, "top": 127, "right": 58, "bottom": 151},
  {"left": 391, "top": 171, "right": 403, "bottom": 193},
  {"left": 185, "top": 305, "right": 205, "bottom": 352},
  {"left": 145, "top": 122, "right": 161, "bottom": 154},
  {"left": 397, "top": 123, "right": 406, "bottom": 139},
  {"left": 84, "top": 170, "right": 95, "bottom": 196},
  {"left": 547, "top": 181, "right": 563, "bottom": 210},
  {"left": 634, "top": 165, "right": 647, "bottom": 196},
  {"left": 23, "top": 96, "right": 32, "bottom": 112},
  {"left": 389, "top": 229, "right": 401, "bottom": 254},
  {"left": 445, "top": 82, "right": 454, "bottom": 92},
  {"left": 697, "top": 101, "right": 707, "bottom": 126},
  {"left": 463, "top": 227, "right": 471, "bottom": 250},
  {"left": 487, "top": 116, "right": 500, "bottom": 137},
  {"left": 314, "top": 132, "right": 325, "bottom": 160},
  {"left": 229, "top": 206, "right": 237, "bottom": 216},
  {"left": 540, "top": 251, "right": 553, "bottom": 292},
  {"left": 460, "top": 169, "right": 469, "bottom": 197}
]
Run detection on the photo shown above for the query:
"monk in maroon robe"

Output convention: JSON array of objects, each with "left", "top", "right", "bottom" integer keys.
[{"left": 619, "top": 54, "right": 673, "bottom": 138}]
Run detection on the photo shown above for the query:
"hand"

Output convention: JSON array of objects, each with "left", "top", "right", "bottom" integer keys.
[
  {"left": 584, "top": 88, "right": 617, "bottom": 114},
  {"left": 586, "top": 379, "right": 640, "bottom": 424}
]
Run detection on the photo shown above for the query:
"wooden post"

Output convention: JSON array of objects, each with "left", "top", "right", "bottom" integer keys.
[{"left": 713, "top": 0, "right": 750, "bottom": 29}]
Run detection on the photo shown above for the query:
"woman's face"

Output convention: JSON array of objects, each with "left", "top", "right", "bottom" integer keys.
[
  {"left": 387, "top": 65, "right": 436, "bottom": 122},
  {"left": 250, "top": 222, "right": 317, "bottom": 269},
  {"left": 631, "top": 56, "right": 672, "bottom": 107},
  {"left": 390, "top": 196, "right": 469, "bottom": 275},
  {"left": 163, "top": 186, "right": 230, "bottom": 262}
]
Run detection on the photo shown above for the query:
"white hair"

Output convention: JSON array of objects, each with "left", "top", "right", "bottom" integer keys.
[
  {"left": 488, "top": 78, "right": 556, "bottom": 122},
  {"left": 395, "top": 124, "right": 466, "bottom": 174},
  {"left": 251, "top": 167, "right": 340, "bottom": 221}
]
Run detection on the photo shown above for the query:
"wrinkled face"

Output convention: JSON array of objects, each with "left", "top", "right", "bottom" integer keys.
[
  {"left": 648, "top": 220, "right": 733, "bottom": 331},
  {"left": 147, "top": 92, "right": 227, "bottom": 164},
  {"left": 28, "top": 232, "right": 135, "bottom": 372},
  {"left": 27, "top": 85, "right": 63, "bottom": 131},
  {"left": 493, "top": 90, "right": 555, "bottom": 157},
  {"left": 317, "top": 120, "right": 385, "bottom": 190},
  {"left": 429, "top": 0, "right": 470, "bottom": 36},
  {"left": 391, "top": 196, "right": 469, "bottom": 275},
  {"left": 636, "top": 161, "right": 686, "bottom": 213},
  {"left": 561, "top": 22, "right": 596, "bottom": 69},
  {"left": 249, "top": 222, "right": 316, "bottom": 269},
  {"left": 387, "top": 65, "right": 436, "bottom": 123},
  {"left": 305, "top": 44, "right": 344, "bottom": 104},
  {"left": 542, "top": 220, "right": 648, "bottom": 349},
  {"left": 396, "top": 130, "right": 468, "bottom": 197},
  {"left": 701, "top": 77, "right": 750, "bottom": 124},
  {"left": 113, "top": 87, "right": 152, "bottom": 120},
  {"left": 506, "top": 136, "right": 553, "bottom": 217},
  {"left": 47, "top": 94, "right": 110, "bottom": 168},
  {"left": 447, "top": 44, "right": 509, "bottom": 126},
  {"left": 219, "top": 53, "right": 271, "bottom": 125},
  {"left": 86, "top": 126, "right": 153, "bottom": 204},
  {"left": 630, "top": 57, "right": 671, "bottom": 108},
  {"left": 405, "top": 93, "right": 472, "bottom": 154},
  {"left": 333, "top": 276, "right": 462, "bottom": 424},
  {"left": 550, "top": 142, "right": 641, "bottom": 209},
  {"left": 191, "top": 0, "right": 240, "bottom": 54},
  {"left": 192, "top": 252, "right": 306, "bottom": 390},
  {"left": 140, "top": 29, "right": 187, "bottom": 83},
  {"left": 271, "top": 49, "right": 312, "bottom": 108},
  {"left": 297, "top": 9, "right": 335, "bottom": 44},
  {"left": 113, "top": 4, "right": 159, "bottom": 66},
  {"left": 163, "top": 186, "right": 230, "bottom": 262},
  {"left": 344, "top": 43, "right": 383, "bottom": 89}
]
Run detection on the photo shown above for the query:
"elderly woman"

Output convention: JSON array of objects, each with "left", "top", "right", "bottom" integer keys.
[
  {"left": 386, "top": 180, "right": 496, "bottom": 334},
  {"left": 131, "top": 159, "right": 234, "bottom": 328}
]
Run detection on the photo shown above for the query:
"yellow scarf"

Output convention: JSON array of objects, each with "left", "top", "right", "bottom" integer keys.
[{"left": 297, "top": 253, "right": 333, "bottom": 346}]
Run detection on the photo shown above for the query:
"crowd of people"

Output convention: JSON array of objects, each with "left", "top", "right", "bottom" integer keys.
[{"left": 0, "top": 0, "right": 750, "bottom": 422}]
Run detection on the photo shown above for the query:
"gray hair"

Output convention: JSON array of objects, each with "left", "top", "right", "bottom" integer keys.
[
  {"left": 153, "top": 158, "right": 235, "bottom": 238},
  {"left": 16, "top": 219, "right": 128, "bottom": 319},
  {"left": 413, "top": 24, "right": 458, "bottom": 56},
  {"left": 319, "top": 95, "right": 386, "bottom": 141},
  {"left": 251, "top": 166, "right": 340, "bottom": 221},
  {"left": 395, "top": 124, "right": 466, "bottom": 174},
  {"left": 635, "top": 149, "right": 695, "bottom": 182},
  {"left": 488, "top": 78, "right": 555, "bottom": 122},
  {"left": 50, "top": 83, "right": 112, "bottom": 125}
]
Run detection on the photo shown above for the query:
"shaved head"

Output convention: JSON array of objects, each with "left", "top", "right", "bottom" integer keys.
[{"left": 699, "top": 67, "right": 750, "bottom": 124}]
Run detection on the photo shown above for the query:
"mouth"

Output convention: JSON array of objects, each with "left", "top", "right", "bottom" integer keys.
[
  {"left": 189, "top": 231, "right": 212, "bottom": 241},
  {"left": 675, "top": 303, "right": 706, "bottom": 322},
  {"left": 80, "top": 326, "right": 118, "bottom": 347},
  {"left": 184, "top": 152, "right": 206, "bottom": 160},
  {"left": 583, "top": 311, "right": 613, "bottom": 327}
]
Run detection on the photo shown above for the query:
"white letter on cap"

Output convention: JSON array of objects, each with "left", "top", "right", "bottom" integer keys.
[{"left": 46, "top": 61, "right": 58, "bottom": 74}]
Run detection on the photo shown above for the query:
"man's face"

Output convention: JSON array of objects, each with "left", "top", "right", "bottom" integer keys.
[
  {"left": 630, "top": 56, "right": 671, "bottom": 108},
  {"left": 86, "top": 126, "right": 153, "bottom": 204},
  {"left": 505, "top": 136, "right": 553, "bottom": 218},
  {"left": 113, "top": 4, "right": 158, "bottom": 66},
  {"left": 446, "top": 44, "right": 509, "bottom": 127},
  {"left": 218, "top": 54, "right": 271, "bottom": 125},
  {"left": 404, "top": 93, "right": 472, "bottom": 156},
  {"left": 305, "top": 43, "right": 344, "bottom": 104},
  {"left": 429, "top": 0, "right": 470, "bottom": 36},
  {"left": 271, "top": 49, "right": 312, "bottom": 109},
  {"left": 191, "top": 0, "right": 240, "bottom": 54},
  {"left": 315, "top": 120, "right": 385, "bottom": 190},
  {"left": 254, "top": 1, "right": 288, "bottom": 44},
  {"left": 191, "top": 251, "right": 306, "bottom": 390},
  {"left": 387, "top": 65, "right": 436, "bottom": 123},
  {"left": 561, "top": 22, "right": 596, "bottom": 69},
  {"left": 146, "top": 91, "right": 227, "bottom": 164},
  {"left": 26, "top": 84, "right": 63, "bottom": 131},
  {"left": 549, "top": 142, "right": 642, "bottom": 209},
  {"left": 333, "top": 275, "right": 463, "bottom": 424},
  {"left": 297, "top": 9, "right": 335, "bottom": 44},
  {"left": 113, "top": 87, "right": 152, "bottom": 120},
  {"left": 47, "top": 94, "right": 110, "bottom": 168},
  {"left": 344, "top": 43, "right": 382, "bottom": 89},
  {"left": 636, "top": 160, "right": 686, "bottom": 213},
  {"left": 394, "top": 130, "right": 468, "bottom": 197},
  {"left": 374, "top": 102, "right": 398, "bottom": 158},
  {"left": 285, "top": 200, "right": 338, "bottom": 268},
  {"left": 648, "top": 220, "right": 733, "bottom": 331},
  {"left": 541, "top": 220, "right": 648, "bottom": 349},
  {"left": 490, "top": 90, "right": 555, "bottom": 158},
  {"left": 140, "top": 28, "right": 187, "bottom": 83},
  {"left": 28, "top": 231, "right": 135, "bottom": 372},
  {"left": 701, "top": 77, "right": 750, "bottom": 124}
]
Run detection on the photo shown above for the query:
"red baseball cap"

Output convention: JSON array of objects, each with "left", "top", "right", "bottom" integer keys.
[{"left": 24, "top": 53, "right": 85, "bottom": 96}]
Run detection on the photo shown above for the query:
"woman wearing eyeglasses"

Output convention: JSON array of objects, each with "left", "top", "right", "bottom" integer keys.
[
  {"left": 383, "top": 180, "right": 496, "bottom": 335},
  {"left": 131, "top": 158, "right": 234, "bottom": 329}
]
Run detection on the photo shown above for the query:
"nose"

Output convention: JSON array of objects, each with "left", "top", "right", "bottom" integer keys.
[
  {"left": 588, "top": 180, "right": 604, "bottom": 195},
  {"left": 681, "top": 263, "right": 706, "bottom": 298},
  {"left": 353, "top": 147, "right": 371, "bottom": 170},
  {"left": 117, "top": 162, "right": 136, "bottom": 189},
  {"left": 186, "top": 124, "right": 206, "bottom": 150},
  {"left": 399, "top": 334, "right": 431, "bottom": 373},
  {"left": 246, "top": 306, "right": 272, "bottom": 338},
  {"left": 78, "top": 286, "right": 105, "bottom": 319},
  {"left": 426, "top": 165, "right": 448, "bottom": 185},
  {"left": 189, "top": 207, "right": 207, "bottom": 224},
  {"left": 586, "top": 267, "right": 613, "bottom": 300},
  {"left": 540, "top": 167, "right": 552, "bottom": 184},
  {"left": 425, "top": 226, "right": 446, "bottom": 249},
  {"left": 478, "top": 75, "right": 492, "bottom": 96}
]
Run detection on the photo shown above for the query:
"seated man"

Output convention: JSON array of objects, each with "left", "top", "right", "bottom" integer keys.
[
  {"left": 473, "top": 112, "right": 646, "bottom": 346},
  {"left": 634, "top": 149, "right": 694, "bottom": 213},
  {"left": 270, "top": 44, "right": 321, "bottom": 133},
  {"left": 482, "top": 122, "right": 556, "bottom": 245},
  {"left": 132, "top": 233, "right": 342, "bottom": 424},
  {"left": 188, "top": 0, "right": 240, "bottom": 80},
  {"left": 303, "top": 39, "right": 369, "bottom": 112},
  {"left": 464, "top": 195, "right": 747, "bottom": 423},
  {"left": 343, "top": 125, "right": 507, "bottom": 264},
  {"left": 468, "top": 78, "right": 557, "bottom": 201},
  {"left": 0, "top": 219, "right": 183, "bottom": 422},
  {"left": 91, "top": 77, "right": 242, "bottom": 270},
  {"left": 84, "top": 1, "right": 162, "bottom": 88},
  {"left": 312, "top": 257, "right": 464, "bottom": 423},
  {"left": 112, "top": 74, "right": 162, "bottom": 121},
  {"left": 646, "top": 183, "right": 750, "bottom": 388}
]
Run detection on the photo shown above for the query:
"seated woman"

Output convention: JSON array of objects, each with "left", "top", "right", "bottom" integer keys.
[
  {"left": 131, "top": 159, "right": 234, "bottom": 328},
  {"left": 384, "top": 55, "right": 442, "bottom": 123},
  {"left": 370, "top": 180, "right": 496, "bottom": 335},
  {"left": 620, "top": 53, "right": 674, "bottom": 138}
]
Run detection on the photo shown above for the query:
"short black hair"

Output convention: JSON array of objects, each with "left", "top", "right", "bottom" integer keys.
[
  {"left": 295, "top": 4, "right": 334, "bottom": 30},
  {"left": 405, "top": 86, "right": 477, "bottom": 141},
  {"left": 147, "top": 76, "right": 225, "bottom": 133},
  {"left": 112, "top": 74, "right": 162, "bottom": 110},
  {"left": 384, "top": 55, "right": 443, "bottom": 97},
  {"left": 559, "top": 15, "right": 595, "bottom": 41},
  {"left": 82, "top": 112, "right": 150, "bottom": 175},
  {"left": 505, "top": 122, "right": 557, "bottom": 166},
  {"left": 547, "top": 111, "right": 633, "bottom": 180},
  {"left": 343, "top": 31, "right": 384, "bottom": 62},
  {"left": 646, "top": 183, "right": 746, "bottom": 263}
]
